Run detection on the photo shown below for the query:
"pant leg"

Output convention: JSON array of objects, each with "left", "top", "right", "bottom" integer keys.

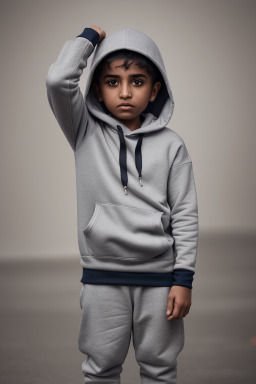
[
  {"left": 131, "top": 286, "right": 185, "bottom": 384},
  {"left": 78, "top": 284, "right": 133, "bottom": 384}
]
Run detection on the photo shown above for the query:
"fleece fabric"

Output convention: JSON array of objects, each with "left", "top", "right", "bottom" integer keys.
[
  {"left": 46, "top": 27, "right": 199, "bottom": 288},
  {"left": 78, "top": 283, "right": 184, "bottom": 383}
]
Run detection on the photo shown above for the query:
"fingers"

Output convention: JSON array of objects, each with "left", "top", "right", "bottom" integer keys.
[
  {"left": 167, "top": 300, "right": 182, "bottom": 320},
  {"left": 89, "top": 25, "right": 106, "bottom": 42},
  {"left": 166, "top": 296, "right": 174, "bottom": 317},
  {"left": 166, "top": 286, "right": 192, "bottom": 320},
  {"left": 167, "top": 301, "right": 190, "bottom": 320}
]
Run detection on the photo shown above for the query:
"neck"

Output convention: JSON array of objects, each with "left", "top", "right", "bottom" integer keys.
[{"left": 118, "top": 115, "right": 143, "bottom": 131}]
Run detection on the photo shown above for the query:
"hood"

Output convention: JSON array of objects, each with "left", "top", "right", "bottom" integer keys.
[{"left": 84, "top": 27, "right": 175, "bottom": 194}]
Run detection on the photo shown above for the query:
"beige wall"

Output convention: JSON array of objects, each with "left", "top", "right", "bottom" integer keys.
[{"left": 1, "top": 0, "right": 256, "bottom": 259}]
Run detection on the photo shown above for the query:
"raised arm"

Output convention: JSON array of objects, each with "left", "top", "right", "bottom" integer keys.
[{"left": 45, "top": 26, "right": 105, "bottom": 151}]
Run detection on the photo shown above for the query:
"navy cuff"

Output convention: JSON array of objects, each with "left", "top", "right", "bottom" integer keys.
[
  {"left": 76, "top": 27, "right": 100, "bottom": 47},
  {"left": 172, "top": 268, "right": 195, "bottom": 289}
]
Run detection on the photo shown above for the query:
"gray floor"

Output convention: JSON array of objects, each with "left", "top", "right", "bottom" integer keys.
[{"left": 0, "top": 232, "right": 256, "bottom": 384}]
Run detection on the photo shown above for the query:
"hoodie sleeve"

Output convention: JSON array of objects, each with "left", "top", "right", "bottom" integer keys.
[
  {"left": 167, "top": 140, "right": 199, "bottom": 289},
  {"left": 46, "top": 28, "right": 100, "bottom": 151}
]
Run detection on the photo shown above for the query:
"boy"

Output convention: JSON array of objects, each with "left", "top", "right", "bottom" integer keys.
[{"left": 46, "top": 25, "right": 199, "bottom": 384}]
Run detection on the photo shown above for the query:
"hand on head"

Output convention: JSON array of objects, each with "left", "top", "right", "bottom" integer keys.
[{"left": 89, "top": 25, "right": 106, "bottom": 42}]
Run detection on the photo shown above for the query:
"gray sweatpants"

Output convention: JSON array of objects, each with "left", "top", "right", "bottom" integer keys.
[{"left": 78, "top": 283, "right": 185, "bottom": 384}]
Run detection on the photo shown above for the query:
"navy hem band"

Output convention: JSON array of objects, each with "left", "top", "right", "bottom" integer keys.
[
  {"left": 80, "top": 268, "right": 194, "bottom": 288},
  {"left": 76, "top": 27, "right": 100, "bottom": 47}
]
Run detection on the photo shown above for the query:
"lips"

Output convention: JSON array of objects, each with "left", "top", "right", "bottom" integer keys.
[{"left": 117, "top": 103, "right": 134, "bottom": 107}]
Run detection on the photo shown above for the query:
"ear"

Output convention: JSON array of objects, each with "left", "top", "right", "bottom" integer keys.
[
  {"left": 149, "top": 81, "right": 161, "bottom": 102},
  {"left": 92, "top": 82, "right": 103, "bottom": 102}
]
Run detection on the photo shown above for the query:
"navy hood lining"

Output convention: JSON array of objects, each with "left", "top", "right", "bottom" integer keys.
[{"left": 86, "top": 47, "right": 172, "bottom": 119}]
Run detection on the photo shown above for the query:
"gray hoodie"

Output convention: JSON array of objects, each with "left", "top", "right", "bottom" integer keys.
[{"left": 46, "top": 27, "right": 199, "bottom": 288}]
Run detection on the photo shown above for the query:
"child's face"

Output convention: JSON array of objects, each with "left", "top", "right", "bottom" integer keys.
[{"left": 92, "top": 59, "right": 161, "bottom": 127}]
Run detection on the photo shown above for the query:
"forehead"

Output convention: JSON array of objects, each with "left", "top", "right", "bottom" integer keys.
[{"left": 100, "top": 58, "right": 150, "bottom": 76}]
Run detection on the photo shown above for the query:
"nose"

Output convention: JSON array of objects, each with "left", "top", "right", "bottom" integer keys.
[{"left": 119, "top": 82, "right": 132, "bottom": 99}]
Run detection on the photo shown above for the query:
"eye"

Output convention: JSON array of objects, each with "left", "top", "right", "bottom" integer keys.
[
  {"left": 107, "top": 80, "right": 118, "bottom": 86},
  {"left": 133, "top": 79, "right": 144, "bottom": 86}
]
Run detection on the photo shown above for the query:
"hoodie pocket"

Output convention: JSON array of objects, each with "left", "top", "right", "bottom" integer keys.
[{"left": 83, "top": 202, "right": 171, "bottom": 260}]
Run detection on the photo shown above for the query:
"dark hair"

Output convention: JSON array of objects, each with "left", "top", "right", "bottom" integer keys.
[{"left": 92, "top": 49, "right": 163, "bottom": 86}]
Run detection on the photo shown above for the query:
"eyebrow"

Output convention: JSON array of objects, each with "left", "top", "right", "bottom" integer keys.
[{"left": 103, "top": 74, "right": 148, "bottom": 79}]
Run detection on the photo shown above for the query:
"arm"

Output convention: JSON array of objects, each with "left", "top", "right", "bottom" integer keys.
[
  {"left": 45, "top": 26, "right": 104, "bottom": 151},
  {"left": 166, "top": 140, "right": 199, "bottom": 319}
]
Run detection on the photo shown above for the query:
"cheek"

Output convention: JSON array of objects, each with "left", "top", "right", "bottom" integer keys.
[
  {"left": 137, "top": 89, "right": 152, "bottom": 104},
  {"left": 102, "top": 88, "right": 116, "bottom": 103}
]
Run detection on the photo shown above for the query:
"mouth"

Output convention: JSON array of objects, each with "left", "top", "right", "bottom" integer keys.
[{"left": 117, "top": 103, "right": 135, "bottom": 109}]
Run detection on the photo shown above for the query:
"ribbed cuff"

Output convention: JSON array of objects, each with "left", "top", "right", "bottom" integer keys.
[
  {"left": 172, "top": 268, "right": 195, "bottom": 289},
  {"left": 76, "top": 27, "right": 100, "bottom": 47},
  {"left": 80, "top": 268, "right": 174, "bottom": 287}
]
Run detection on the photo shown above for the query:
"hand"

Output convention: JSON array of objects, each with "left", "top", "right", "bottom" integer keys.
[
  {"left": 89, "top": 25, "right": 106, "bottom": 42},
  {"left": 166, "top": 285, "right": 191, "bottom": 320}
]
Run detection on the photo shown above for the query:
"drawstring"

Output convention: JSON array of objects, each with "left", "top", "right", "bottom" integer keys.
[
  {"left": 135, "top": 134, "right": 143, "bottom": 187},
  {"left": 117, "top": 125, "right": 143, "bottom": 195}
]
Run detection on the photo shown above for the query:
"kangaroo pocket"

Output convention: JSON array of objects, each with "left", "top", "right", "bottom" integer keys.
[{"left": 83, "top": 202, "right": 172, "bottom": 260}]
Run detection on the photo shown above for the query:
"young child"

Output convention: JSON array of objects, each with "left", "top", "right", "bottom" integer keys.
[{"left": 46, "top": 25, "right": 199, "bottom": 384}]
